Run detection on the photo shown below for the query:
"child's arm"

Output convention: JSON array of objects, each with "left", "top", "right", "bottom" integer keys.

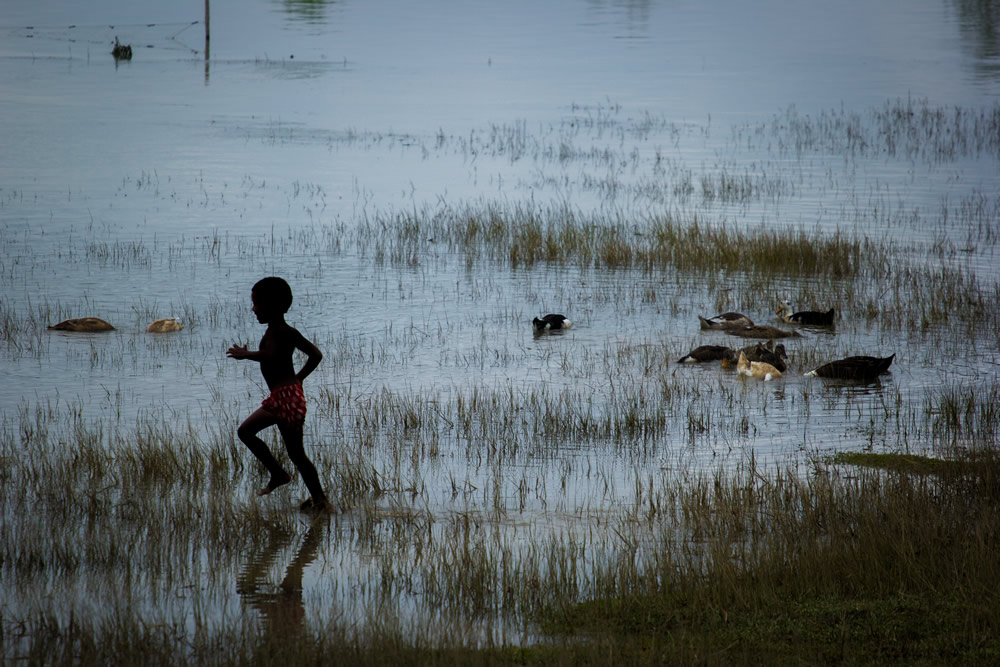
[
  {"left": 227, "top": 344, "right": 261, "bottom": 361},
  {"left": 293, "top": 331, "right": 323, "bottom": 383}
]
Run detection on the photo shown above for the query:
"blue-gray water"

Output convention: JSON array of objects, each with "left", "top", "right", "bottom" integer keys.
[{"left": 2, "top": 0, "right": 999, "bottom": 648}]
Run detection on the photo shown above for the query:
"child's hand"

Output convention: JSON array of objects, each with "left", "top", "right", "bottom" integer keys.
[{"left": 227, "top": 344, "right": 249, "bottom": 359}]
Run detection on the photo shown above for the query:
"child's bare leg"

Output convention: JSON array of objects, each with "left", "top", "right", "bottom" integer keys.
[
  {"left": 256, "top": 470, "right": 293, "bottom": 496},
  {"left": 238, "top": 408, "right": 292, "bottom": 495},
  {"left": 280, "top": 424, "right": 328, "bottom": 509}
]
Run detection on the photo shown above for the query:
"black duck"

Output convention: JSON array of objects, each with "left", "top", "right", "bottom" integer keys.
[
  {"left": 677, "top": 344, "right": 737, "bottom": 364},
  {"left": 533, "top": 313, "right": 573, "bottom": 333},
  {"left": 805, "top": 354, "right": 895, "bottom": 381},
  {"left": 777, "top": 300, "right": 835, "bottom": 326}
]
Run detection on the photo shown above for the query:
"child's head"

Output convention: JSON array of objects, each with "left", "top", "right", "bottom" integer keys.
[{"left": 252, "top": 276, "right": 293, "bottom": 315}]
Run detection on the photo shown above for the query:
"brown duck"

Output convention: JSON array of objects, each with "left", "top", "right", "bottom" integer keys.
[
  {"left": 725, "top": 324, "right": 801, "bottom": 340},
  {"left": 698, "top": 312, "right": 754, "bottom": 330},
  {"left": 48, "top": 317, "right": 115, "bottom": 332}
]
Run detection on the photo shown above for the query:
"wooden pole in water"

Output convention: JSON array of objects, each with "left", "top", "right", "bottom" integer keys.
[{"left": 204, "top": 0, "right": 211, "bottom": 83}]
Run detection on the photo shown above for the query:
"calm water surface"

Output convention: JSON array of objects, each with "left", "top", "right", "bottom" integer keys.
[{"left": 2, "top": 0, "right": 999, "bottom": 647}]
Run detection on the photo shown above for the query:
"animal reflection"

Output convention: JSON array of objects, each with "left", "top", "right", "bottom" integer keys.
[{"left": 236, "top": 518, "right": 326, "bottom": 634}]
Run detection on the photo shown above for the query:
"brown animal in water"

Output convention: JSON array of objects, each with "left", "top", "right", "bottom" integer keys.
[
  {"left": 698, "top": 312, "right": 754, "bottom": 330},
  {"left": 725, "top": 324, "right": 802, "bottom": 340},
  {"left": 48, "top": 317, "right": 115, "bottom": 332},
  {"left": 146, "top": 318, "right": 184, "bottom": 333}
]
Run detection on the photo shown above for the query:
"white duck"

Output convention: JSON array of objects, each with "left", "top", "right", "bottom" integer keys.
[{"left": 737, "top": 350, "right": 783, "bottom": 381}]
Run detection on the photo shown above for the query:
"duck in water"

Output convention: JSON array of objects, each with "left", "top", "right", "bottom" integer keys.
[
  {"left": 532, "top": 313, "right": 573, "bottom": 333},
  {"left": 777, "top": 300, "right": 835, "bottom": 326}
]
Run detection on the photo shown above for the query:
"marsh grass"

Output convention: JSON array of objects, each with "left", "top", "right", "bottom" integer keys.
[
  {"left": 545, "top": 447, "right": 1000, "bottom": 664},
  {"left": 7, "top": 397, "right": 998, "bottom": 665},
  {"left": 359, "top": 203, "right": 878, "bottom": 277},
  {"left": 347, "top": 201, "right": 999, "bottom": 338},
  {"left": 828, "top": 451, "right": 973, "bottom": 475},
  {"left": 927, "top": 379, "right": 1000, "bottom": 448},
  {"left": 0, "top": 354, "right": 994, "bottom": 664},
  {"left": 3, "top": 98, "right": 1000, "bottom": 664}
]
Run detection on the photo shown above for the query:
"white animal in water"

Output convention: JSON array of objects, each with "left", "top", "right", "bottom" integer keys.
[{"left": 737, "top": 351, "right": 783, "bottom": 381}]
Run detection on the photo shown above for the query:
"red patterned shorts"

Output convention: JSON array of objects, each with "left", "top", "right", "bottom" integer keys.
[{"left": 261, "top": 382, "right": 307, "bottom": 429}]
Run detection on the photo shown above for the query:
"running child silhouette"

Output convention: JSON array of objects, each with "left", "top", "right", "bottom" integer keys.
[{"left": 227, "top": 277, "right": 329, "bottom": 511}]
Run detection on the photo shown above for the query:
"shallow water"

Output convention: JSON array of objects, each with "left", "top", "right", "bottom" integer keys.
[{"left": 2, "top": 0, "right": 1000, "bottom": 650}]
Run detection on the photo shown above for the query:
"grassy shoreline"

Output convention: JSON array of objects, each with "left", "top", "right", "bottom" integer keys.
[{"left": 3, "top": 382, "right": 998, "bottom": 664}]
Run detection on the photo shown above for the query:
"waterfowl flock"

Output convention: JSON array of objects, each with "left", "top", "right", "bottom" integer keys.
[
  {"left": 678, "top": 300, "right": 894, "bottom": 383},
  {"left": 678, "top": 340, "right": 789, "bottom": 371},
  {"left": 53, "top": 303, "right": 890, "bottom": 384}
]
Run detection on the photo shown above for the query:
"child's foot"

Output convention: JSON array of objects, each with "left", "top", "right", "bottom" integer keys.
[
  {"left": 299, "top": 497, "right": 331, "bottom": 513},
  {"left": 257, "top": 471, "right": 293, "bottom": 496}
]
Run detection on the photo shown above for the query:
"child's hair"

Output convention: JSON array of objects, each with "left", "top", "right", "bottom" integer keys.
[{"left": 252, "top": 276, "right": 293, "bottom": 314}]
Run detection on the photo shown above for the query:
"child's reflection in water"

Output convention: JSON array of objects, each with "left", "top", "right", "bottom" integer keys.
[{"left": 237, "top": 518, "right": 326, "bottom": 632}]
